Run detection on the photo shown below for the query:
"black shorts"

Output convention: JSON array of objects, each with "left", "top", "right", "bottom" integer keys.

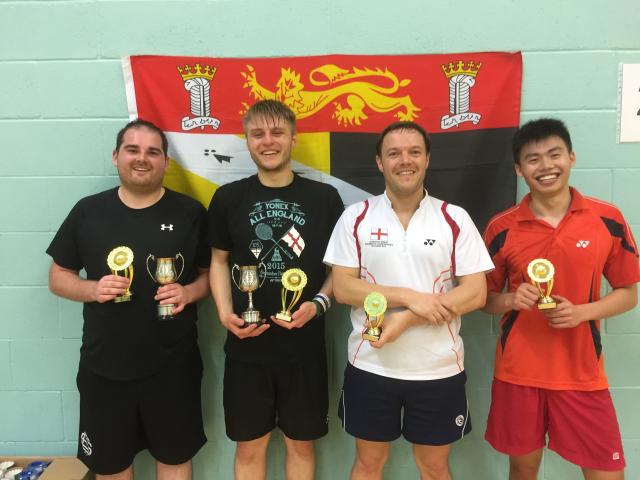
[
  {"left": 223, "top": 356, "right": 328, "bottom": 442},
  {"left": 338, "top": 363, "right": 471, "bottom": 445},
  {"left": 76, "top": 350, "right": 206, "bottom": 475}
]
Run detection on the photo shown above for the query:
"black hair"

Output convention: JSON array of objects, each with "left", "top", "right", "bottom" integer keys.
[
  {"left": 115, "top": 119, "right": 169, "bottom": 156},
  {"left": 512, "top": 118, "right": 572, "bottom": 163}
]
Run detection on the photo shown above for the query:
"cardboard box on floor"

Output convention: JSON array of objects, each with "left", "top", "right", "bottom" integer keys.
[{"left": 0, "top": 456, "right": 94, "bottom": 480}]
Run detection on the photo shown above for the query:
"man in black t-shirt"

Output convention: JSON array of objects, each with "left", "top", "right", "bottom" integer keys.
[
  {"left": 47, "top": 120, "right": 210, "bottom": 480},
  {"left": 208, "top": 100, "right": 343, "bottom": 480}
]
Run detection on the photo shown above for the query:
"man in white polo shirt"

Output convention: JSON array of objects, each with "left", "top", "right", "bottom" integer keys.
[{"left": 324, "top": 121, "right": 493, "bottom": 480}]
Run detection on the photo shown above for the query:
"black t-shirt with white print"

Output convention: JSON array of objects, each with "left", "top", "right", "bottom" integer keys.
[
  {"left": 208, "top": 174, "right": 344, "bottom": 362},
  {"left": 47, "top": 188, "right": 210, "bottom": 380}
]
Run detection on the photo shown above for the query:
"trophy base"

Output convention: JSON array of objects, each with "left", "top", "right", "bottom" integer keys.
[
  {"left": 362, "top": 328, "right": 381, "bottom": 342},
  {"left": 241, "top": 310, "right": 263, "bottom": 326},
  {"left": 114, "top": 293, "right": 132, "bottom": 303},
  {"left": 158, "top": 303, "right": 176, "bottom": 320},
  {"left": 275, "top": 311, "right": 293, "bottom": 322},
  {"left": 538, "top": 301, "right": 557, "bottom": 310}
]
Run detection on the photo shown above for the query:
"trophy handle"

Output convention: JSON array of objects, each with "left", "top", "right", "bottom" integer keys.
[
  {"left": 231, "top": 264, "right": 241, "bottom": 290},
  {"left": 127, "top": 265, "right": 134, "bottom": 289},
  {"left": 257, "top": 262, "right": 267, "bottom": 288},
  {"left": 145, "top": 254, "right": 155, "bottom": 281},
  {"left": 175, "top": 253, "right": 185, "bottom": 281}
]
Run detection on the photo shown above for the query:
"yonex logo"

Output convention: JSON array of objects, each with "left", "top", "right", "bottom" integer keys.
[
  {"left": 424, "top": 239, "right": 436, "bottom": 246},
  {"left": 80, "top": 432, "right": 93, "bottom": 456},
  {"left": 613, "top": 452, "right": 620, "bottom": 460},
  {"left": 161, "top": 224, "right": 174, "bottom": 231},
  {"left": 576, "top": 240, "right": 590, "bottom": 248},
  {"left": 455, "top": 415, "right": 465, "bottom": 427}
]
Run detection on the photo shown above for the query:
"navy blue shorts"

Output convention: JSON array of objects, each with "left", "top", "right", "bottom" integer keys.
[{"left": 338, "top": 363, "right": 471, "bottom": 445}]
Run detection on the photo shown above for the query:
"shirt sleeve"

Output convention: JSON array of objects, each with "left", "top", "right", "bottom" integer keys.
[
  {"left": 451, "top": 206, "right": 494, "bottom": 277},
  {"left": 602, "top": 210, "right": 640, "bottom": 288},
  {"left": 207, "top": 186, "right": 232, "bottom": 251},
  {"left": 323, "top": 203, "right": 362, "bottom": 269},
  {"left": 328, "top": 186, "right": 346, "bottom": 232},
  {"left": 194, "top": 203, "right": 212, "bottom": 269},
  {"left": 46, "top": 201, "right": 85, "bottom": 271},
  {"left": 483, "top": 220, "right": 508, "bottom": 293}
]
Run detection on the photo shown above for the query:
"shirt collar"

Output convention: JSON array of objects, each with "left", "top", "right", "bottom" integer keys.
[
  {"left": 516, "top": 186, "right": 586, "bottom": 222},
  {"left": 382, "top": 189, "right": 430, "bottom": 209}
]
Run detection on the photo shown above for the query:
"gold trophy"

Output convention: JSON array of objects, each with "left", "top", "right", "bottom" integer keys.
[
  {"left": 527, "top": 258, "right": 556, "bottom": 310},
  {"left": 362, "top": 292, "right": 387, "bottom": 341},
  {"left": 107, "top": 246, "right": 134, "bottom": 303},
  {"left": 231, "top": 263, "right": 267, "bottom": 325},
  {"left": 276, "top": 268, "right": 308, "bottom": 322},
  {"left": 146, "top": 253, "right": 185, "bottom": 319}
]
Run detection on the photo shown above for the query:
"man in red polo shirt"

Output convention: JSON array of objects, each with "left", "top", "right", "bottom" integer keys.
[{"left": 483, "top": 118, "right": 639, "bottom": 480}]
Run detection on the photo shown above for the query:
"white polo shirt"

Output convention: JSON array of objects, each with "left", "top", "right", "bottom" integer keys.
[{"left": 324, "top": 191, "right": 493, "bottom": 380}]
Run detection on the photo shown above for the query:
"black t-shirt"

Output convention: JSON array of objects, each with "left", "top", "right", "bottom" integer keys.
[
  {"left": 46, "top": 188, "right": 210, "bottom": 380},
  {"left": 208, "top": 174, "right": 344, "bottom": 362}
]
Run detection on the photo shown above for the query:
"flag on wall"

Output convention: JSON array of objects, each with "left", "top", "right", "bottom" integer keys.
[{"left": 122, "top": 53, "right": 522, "bottom": 230}]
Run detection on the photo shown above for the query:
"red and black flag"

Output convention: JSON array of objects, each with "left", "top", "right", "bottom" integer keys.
[{"left": 123, "top": 53, "right": 521, "bottom": 229}]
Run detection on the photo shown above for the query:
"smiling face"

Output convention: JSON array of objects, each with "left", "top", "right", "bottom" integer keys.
[
  {"left": 515, "top": 135, "right": 575, "bottom": 199},
  {"left": 376, "top": 128, "right": 429, "bottom": 199},
  {"left": 245, "top": 114, "right": 296, "bottom": 174},
  {"left": 112, "top": 126, "right": 168, "bottom": 195}
]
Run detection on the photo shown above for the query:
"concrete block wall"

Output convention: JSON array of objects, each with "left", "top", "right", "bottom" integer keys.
[{"left": 1, "top": 1, "right": 638, "bottom": 478}]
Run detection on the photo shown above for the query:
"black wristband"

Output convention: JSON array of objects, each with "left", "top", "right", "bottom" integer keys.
[{"left": 311, "top": 299, "right": 323, "bottom": 318}]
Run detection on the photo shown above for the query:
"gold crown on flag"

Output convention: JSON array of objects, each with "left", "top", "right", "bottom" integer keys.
[
  {"left": 441, "top": 60, "right": 482, "bottom": 78},
  {"left": 177, "top": 63, "right": 217, "bottom": 81}
]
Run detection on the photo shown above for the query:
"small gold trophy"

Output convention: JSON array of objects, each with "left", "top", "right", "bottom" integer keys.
[
  {"left": 146, "top": 253, "right": 185, "bottom": 320},
  {"left": 107, "top": 246, "right": 134, "bottom": 303},
  {"left": 362, "top": 292, "right": 387, "bottom": 341},
  {"left": 527, "top": 258, "right": 556, "bottom": 310},
  {"left": 231, "top": 263, "right": 267, "bottom": 325},
  {"left": 276, "top": 268, "right": 308, "bottom": 322}
]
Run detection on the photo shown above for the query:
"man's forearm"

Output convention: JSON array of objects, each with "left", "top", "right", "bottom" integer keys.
[
  {"left": 581, "top": 284, "right": 637, "bottom": 321},
  {"left": 317, "top": 269, "right": 334, "bottom": 298},
  {"left": 333, "top": 270, "right": 413, "bottom": 309},
  {"left": 183, "top": 269, "right": 210, "bottom": 305},
  {"left": 442, "top": 272, "right": 487, "bottom": 316},
  {"left": 209, "top": 258, "right": 235, "bottom": 317},
  {"left": 49, "top": 267, "right": 97, "bottom": 303},
  {"left": 482, "top": 291, "right": 513, "bottom": 315}
]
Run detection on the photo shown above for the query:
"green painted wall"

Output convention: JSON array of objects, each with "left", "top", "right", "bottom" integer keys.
[{"left": 1, "top": 1, "right": 638, "bottom": 479}]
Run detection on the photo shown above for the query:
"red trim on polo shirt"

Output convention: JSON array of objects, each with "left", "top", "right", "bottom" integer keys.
[
  {"left": 441, "top": 202, "right": 460, "bottom": 276},
  {"left": 353, "top": 200, "right": 369, "bottom": 270}
]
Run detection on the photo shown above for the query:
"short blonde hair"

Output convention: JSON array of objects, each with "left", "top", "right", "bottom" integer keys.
[{"left": 242, "top": 100, "right": 297, "bottom": 135}]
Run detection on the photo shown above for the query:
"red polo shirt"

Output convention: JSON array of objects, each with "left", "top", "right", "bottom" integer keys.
[{"left": 484, "top": 188, "right": 639, "bottom": 390}]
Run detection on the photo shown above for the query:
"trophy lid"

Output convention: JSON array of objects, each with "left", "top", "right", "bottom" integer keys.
[
  {"left": 364, "top": 292, "right": 387, "bottom": 317},
  {"left": 527, "top": 258, "right": 555, "bottom": 283},
  {"left": 281, "top": 268, "right": 307, "bottom": 291},
  {"left": 107, "top": 246, "right": 134, "bottom": 271}
]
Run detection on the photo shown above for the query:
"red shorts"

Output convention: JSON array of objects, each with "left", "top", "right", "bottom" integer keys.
[{"left": 485, "top": 379, "right": 625, "bottom": 471}]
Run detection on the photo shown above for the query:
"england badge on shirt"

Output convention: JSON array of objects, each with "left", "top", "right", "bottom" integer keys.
[{"left": 366, "top": 227, "right": 392, "bottom": 247}]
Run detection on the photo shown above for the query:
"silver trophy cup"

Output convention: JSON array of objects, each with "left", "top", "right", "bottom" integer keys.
[
  {"left": 146, "top": 253, "right": 185, "bottom": 320},
  {"left": 231, "top": 263, "right": 267, "bottom": 325}
]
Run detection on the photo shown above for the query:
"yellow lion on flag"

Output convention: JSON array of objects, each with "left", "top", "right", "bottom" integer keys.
[{"left": 241, "top": 64, "right": 420, "bottom": 126}]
